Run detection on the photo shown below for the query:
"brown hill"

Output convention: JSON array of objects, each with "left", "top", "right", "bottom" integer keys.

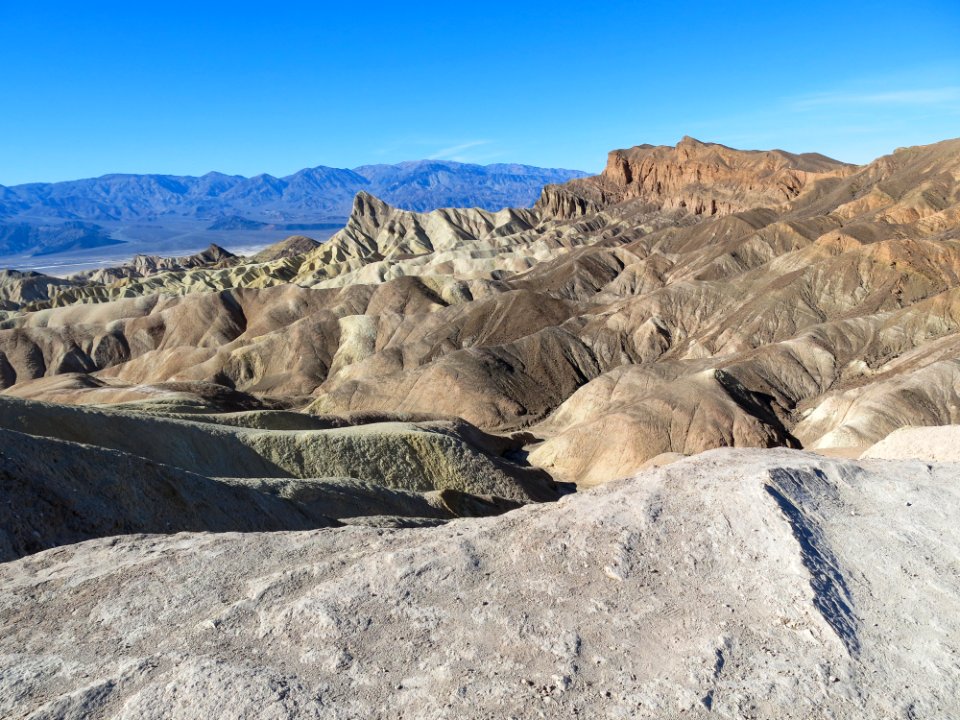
[
  {"left": 536, "top": 136, "right": 852, "bottom": 219},
  {"left": 250, "top": 234, "right": 320, "bottom": 263},
  {"left": 1, "top": 136, "right": 959, "bottom": 484}
]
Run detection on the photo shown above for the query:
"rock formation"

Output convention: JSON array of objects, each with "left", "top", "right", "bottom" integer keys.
[
  {"left": 2, "top": 449, "right": 958, "bottom": 717},
  {"left": 251, "top": 235, "right": 321, "bottom": 263},
  {"left": 3, "top": 137, "right": 960, "bottom": 480},
  {"left": 3, "top": 135, "right": 960, "bottom": 717},
  {"left": 537, "top": 136, "right": 851, "bottom": 219}
]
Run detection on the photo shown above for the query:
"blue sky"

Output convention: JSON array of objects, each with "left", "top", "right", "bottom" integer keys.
[{"left": 1, "top": 1, "right": 958, "bottom": 184}]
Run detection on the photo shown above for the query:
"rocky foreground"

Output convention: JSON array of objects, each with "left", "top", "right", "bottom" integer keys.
[{"left": 2, "top": 448, "right": 958, "bottom": 718}]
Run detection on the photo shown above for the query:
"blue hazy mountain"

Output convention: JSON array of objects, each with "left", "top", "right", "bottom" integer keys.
[
  {"left": 0, "top": 221, "right": 123, "bottom": 257},
  {"left": 0, "top": 161, "right": 588, "bottom": 261}
]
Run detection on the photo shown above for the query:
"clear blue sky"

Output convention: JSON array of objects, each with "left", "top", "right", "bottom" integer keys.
[{"left": 1, "top": 1, "right": 958, "bottom": 184}]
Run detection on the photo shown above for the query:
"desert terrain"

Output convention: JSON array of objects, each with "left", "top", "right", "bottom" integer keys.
[{"left": 2, "top": 136, "right": 960, "bottom": 717}]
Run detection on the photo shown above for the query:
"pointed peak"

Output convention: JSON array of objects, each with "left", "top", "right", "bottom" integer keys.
[
  {"left": 353, "top": 190, "right": 389, "bottom": 206},
  {"left": 197, "top": 243, "right": 235, "bottom": 261},
  {"left": 350, "top": 191, "right": 393, "bottom": 220}
]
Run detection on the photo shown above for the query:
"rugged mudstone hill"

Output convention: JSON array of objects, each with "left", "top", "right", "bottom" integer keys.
[
  {"left": 0, "top": 392, "right": 563, "bottom": 562},
  {"left": 3, "top": 136, "right": 960, "bottom": 483}
]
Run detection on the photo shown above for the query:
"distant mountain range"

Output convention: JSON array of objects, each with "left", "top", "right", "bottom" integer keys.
[{"left": 0, "top": 161, "right": 588, "bottom": 261}]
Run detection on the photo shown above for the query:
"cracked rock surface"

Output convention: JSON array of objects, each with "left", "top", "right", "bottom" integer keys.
[{"left": 2, "top": 449, "right": 958, "bottom": 718}]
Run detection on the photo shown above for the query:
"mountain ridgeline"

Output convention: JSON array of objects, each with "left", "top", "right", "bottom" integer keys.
[{"left": 0, "top": 161, "right": 587, "bottom": 259}]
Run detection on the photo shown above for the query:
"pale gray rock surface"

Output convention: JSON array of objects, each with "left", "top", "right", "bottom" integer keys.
[
  {"left": 2, "top": 449, "right": 958, "bottom": 718},
  {"left": 860, "top": 424, "right": 960, "bottom": 461}
]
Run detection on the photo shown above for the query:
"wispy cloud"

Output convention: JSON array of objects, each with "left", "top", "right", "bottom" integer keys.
[
  {"left": 427, "top": 140, "right": 493, "bottom": 160},
  {"left": 792, "top": 87, "right": 960, "bottom": 110}
]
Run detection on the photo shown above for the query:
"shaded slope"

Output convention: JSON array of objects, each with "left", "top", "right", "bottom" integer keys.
[
  {"left": 0, "top": 428, "right": 339, "bottom": 562},
  {"left": 0, "top": 427, "right": 527, "bottom": 562},
  {"left": 0, "top": 396, "right": 562, "bottom": 502}
]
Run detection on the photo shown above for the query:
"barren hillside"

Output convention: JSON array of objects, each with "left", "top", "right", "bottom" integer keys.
[
  {"left": 3, "top": 137, "right": 960, "bottom": 480},
  {"left": 3, "top": 137, "right": 960, "bottom": 717}
]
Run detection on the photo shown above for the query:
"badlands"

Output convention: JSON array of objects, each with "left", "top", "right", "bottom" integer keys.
[{"left": 2, "top": 137, "right": 960, "bottom": 717}]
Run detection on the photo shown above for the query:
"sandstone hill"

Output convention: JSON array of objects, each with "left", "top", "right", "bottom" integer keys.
[
  {"left": 0, "top": 395, "right": 560, "bottom": 503},
  {"left": 0, "top": 243, "right": 243, "bottom": 312},
  {"left": 0, "top": 424, "right": 538, "bottom": 563},
  {"left": 251, "top": 234, "right": 321, "bottom": 263},
  {"left": 537, "top": 135, "right": 851, "bottom": 218},
  {"left": 0, "top": 391, "right": 561, "bottom": 563}
]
